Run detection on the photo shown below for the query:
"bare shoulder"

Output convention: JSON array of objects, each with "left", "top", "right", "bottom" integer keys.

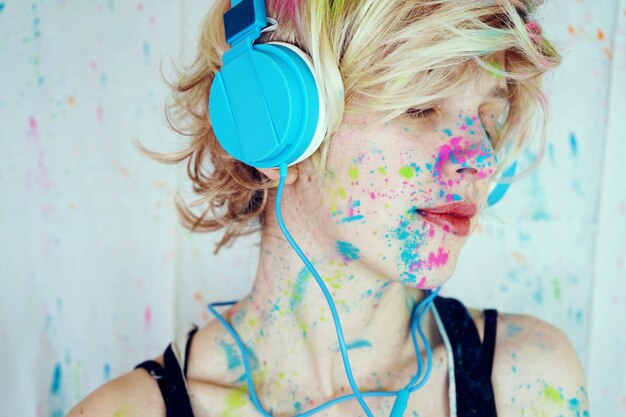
[
  {"left": 66, "top": 355, "right": 166, "bottom": 417},
  {"left": 466, "top": 307, "right": 590, "bottom": 417}
]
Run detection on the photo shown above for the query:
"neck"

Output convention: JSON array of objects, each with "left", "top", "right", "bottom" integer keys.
[{"left": 219, "top": 217, "right": 443, "bottom": 411}]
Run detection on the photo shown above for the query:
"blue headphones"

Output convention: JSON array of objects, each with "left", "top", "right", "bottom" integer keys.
[
  {"left": 207, "top": 1, "right": 516, "bottom": 416},
  {"left": 209, "top": 0, "right": 327, "bottom": 169}
]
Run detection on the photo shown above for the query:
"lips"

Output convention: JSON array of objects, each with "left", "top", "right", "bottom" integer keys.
[{"left": 416, "top": 202, "right": 476, "bottom": 237}]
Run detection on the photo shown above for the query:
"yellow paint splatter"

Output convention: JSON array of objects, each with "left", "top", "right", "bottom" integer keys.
[
  {"left": 348, "top": 164, "right": 359, "bottom": 180},
  {"left": 223, "top": 388, "right": 248, "bottom": 417},
  {"left": 399, "top": 166, "right": 413, "bottom": 179},
  {"left": 543, "top": 385, "right": 564, "bottom": 404}
]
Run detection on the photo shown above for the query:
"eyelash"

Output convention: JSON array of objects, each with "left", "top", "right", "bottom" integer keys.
[
  {"left": 405, "top": 107, "right": 497, "bottom": 144},
  {"left": 405, "top": 107, "right": 438, "bottom": 118}
]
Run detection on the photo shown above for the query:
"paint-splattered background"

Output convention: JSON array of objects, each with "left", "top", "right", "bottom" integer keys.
[{"left": 0, "top": 0, "right": 624, "bottom": 416}]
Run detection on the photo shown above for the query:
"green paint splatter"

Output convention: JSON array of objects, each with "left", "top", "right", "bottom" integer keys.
[
  {"left": 484, "top": 58, "right": 504, "bottom": 80},
  {"left": 348, "top": 164, "right": 359, "bottom": 179},
  {"left": 290, "top": 266, "right": 311, "bottom": 312},
  {"left": 224, "top": 389, "right": 248, "bottom": 416},
  {"left": 552, "top": 277, "right": 561, "bottom": 300},
  {"left": 338, "top": 187, "right": 347, "bottom": 198},
  {"left": 399, "top": 166, "right": 413, "bottom": 179},
  {"left": 377, "top": 166, "right": 387, "bottom": 175},
  {"left": 543, "top": 385, "right": 564, "bottom": 404}
]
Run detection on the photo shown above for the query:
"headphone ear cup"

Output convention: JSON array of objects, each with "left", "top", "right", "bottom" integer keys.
[
  {"left": 209, "top": 39, "right": 326, "bottom": 169},
  {"left": 264, "top": 41, "right": 328, "bottom": 167}
]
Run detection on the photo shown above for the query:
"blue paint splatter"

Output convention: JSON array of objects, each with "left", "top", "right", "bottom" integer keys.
[
  {"left": 103, "top": 362, "right": 111, "bottom": 381},
  {"left": 347, "top": 339, "right": 372, "bottom": 349},
  {"left": 334, "top": 339, "right": 372, "bottom": 351},
  {"left": 50, "top": 362, "right": 62, "bottom": 395},
  {"left": 336, "top": 241, "right": 360, "bottom": 262},
  {"left": 290, "top": 266, "right": 312, "bottom": 312},
  {"left": 506, "top": 323, "right": 523, "bottom": 337},
  {"left": 387, "top": 210, "right": 427, "bottom": 284},
  {"left": 575, "top": 309, "right": 583, "bottom": 324},
  {"left": 233, "top": 345, "right": 259, "bottom": 383},
  {"left": 219, "top": 340, "right": 242, "bottom": 370},
  {"left": 534, "top": 284, "right": 544, "bottom": 304},
  {"left": 449, "top": 194, "right": 462, "bottom": 201},
  {"left": 143, "top": 41, "right": 150, "bottom": 65},
  {"left": 529, "top": 169, "right": 551, "bottom": 221},
  {"left": 341, "top": 214, "right": 364, "bottom": 223},
  {"left": 442, "top": 128, "right": 452, "bottom": 136},
  {"left": 0, "top": 3, "right": 5, "bottom": 13},
  {"left": 569, "top": 133, "right": 578, "bottom": 158},
  {"left": 547, "top": 142, "right": 555, "bottom": 165},
  {"left": 465, "top": 116, "right": 474, "bottom": 126}
]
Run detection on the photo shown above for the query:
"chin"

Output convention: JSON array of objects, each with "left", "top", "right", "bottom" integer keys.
[{"left": 398, "top": 267, "right": 455, "bottom": 290}]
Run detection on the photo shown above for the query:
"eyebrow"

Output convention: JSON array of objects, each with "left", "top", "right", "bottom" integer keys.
[{"left": 488, "top": 86, "right": 510, "bottom": 100}]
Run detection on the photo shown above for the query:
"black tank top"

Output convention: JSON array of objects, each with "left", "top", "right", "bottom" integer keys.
[{"left": 134, "top": 295, "right": 499, "bottom": 417}]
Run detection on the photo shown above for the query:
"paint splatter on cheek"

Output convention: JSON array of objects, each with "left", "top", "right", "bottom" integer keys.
[
  {"left": 327, "top": 154, "right": 375, "bottom": 224},
  {"left": 386, "top": 212, "right": 422, "bottom": 285}
]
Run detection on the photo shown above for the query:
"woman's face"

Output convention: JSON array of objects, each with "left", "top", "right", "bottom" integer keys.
[{"left": 307, "top": 53, "right": 508, "bottom": 289}]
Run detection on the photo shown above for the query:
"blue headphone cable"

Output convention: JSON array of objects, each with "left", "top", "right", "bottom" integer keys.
[{"left": 206, "top": 162, "right": 442, "bottom": 417}]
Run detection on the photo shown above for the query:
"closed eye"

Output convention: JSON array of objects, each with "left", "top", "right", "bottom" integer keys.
[{"left": 405, "top": 107, "right": 438, "bottom": 119}]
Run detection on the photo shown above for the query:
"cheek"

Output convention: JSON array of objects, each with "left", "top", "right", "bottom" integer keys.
[{"left": 325, "top": 150, "right": 386, "bottom": 225}]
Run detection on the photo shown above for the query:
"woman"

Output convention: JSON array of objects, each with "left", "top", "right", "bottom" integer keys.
[{"left": 68, "top": 0, "right": 589, "bottom": 416}]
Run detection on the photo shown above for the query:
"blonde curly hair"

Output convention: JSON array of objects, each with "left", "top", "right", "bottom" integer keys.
[{"left": 135, "top": 0, "right": 562, "bottom": 255}]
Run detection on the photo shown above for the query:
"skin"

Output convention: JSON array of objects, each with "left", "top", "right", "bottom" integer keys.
[{"left": 67, "top": 50, "right": 590, "bottom": 416}]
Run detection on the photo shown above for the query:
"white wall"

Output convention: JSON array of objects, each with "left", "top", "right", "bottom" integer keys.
[{"left": 0, "top": 1, "right": 623, "bottom": 416}]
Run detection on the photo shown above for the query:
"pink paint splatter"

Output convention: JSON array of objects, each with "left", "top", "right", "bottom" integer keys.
[
  {"left": 417, "top": 276, "right": 427, "bottom": 288},
  {"left": 144, "top": 305, "right": 151, "bottom": 329},
  {"left": 25, "top": 117, "right": 51, "bottom": 193},
  {"left": 426, "top": 247, "right": 449, "bottom": 269},
  {"left": 96, "top": 106, "right": 104, "bottom": 126}
]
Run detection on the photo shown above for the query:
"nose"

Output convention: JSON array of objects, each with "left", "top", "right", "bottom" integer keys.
[{"left": 433, "top": 120, "right": 498, "bottom": 186}]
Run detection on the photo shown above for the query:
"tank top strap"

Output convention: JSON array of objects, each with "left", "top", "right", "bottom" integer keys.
[
  {"left": 171, "top": 323, "right": 200, "bottom": 377},
  {"left": 134, "top": 323, "right": 199, "bottom": 417},
  {"left": 482, "top": 308, "right": 498, "bottom": 380},
  {"left": 433, "top": 295, "right": 498, "bottom": 417}
]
